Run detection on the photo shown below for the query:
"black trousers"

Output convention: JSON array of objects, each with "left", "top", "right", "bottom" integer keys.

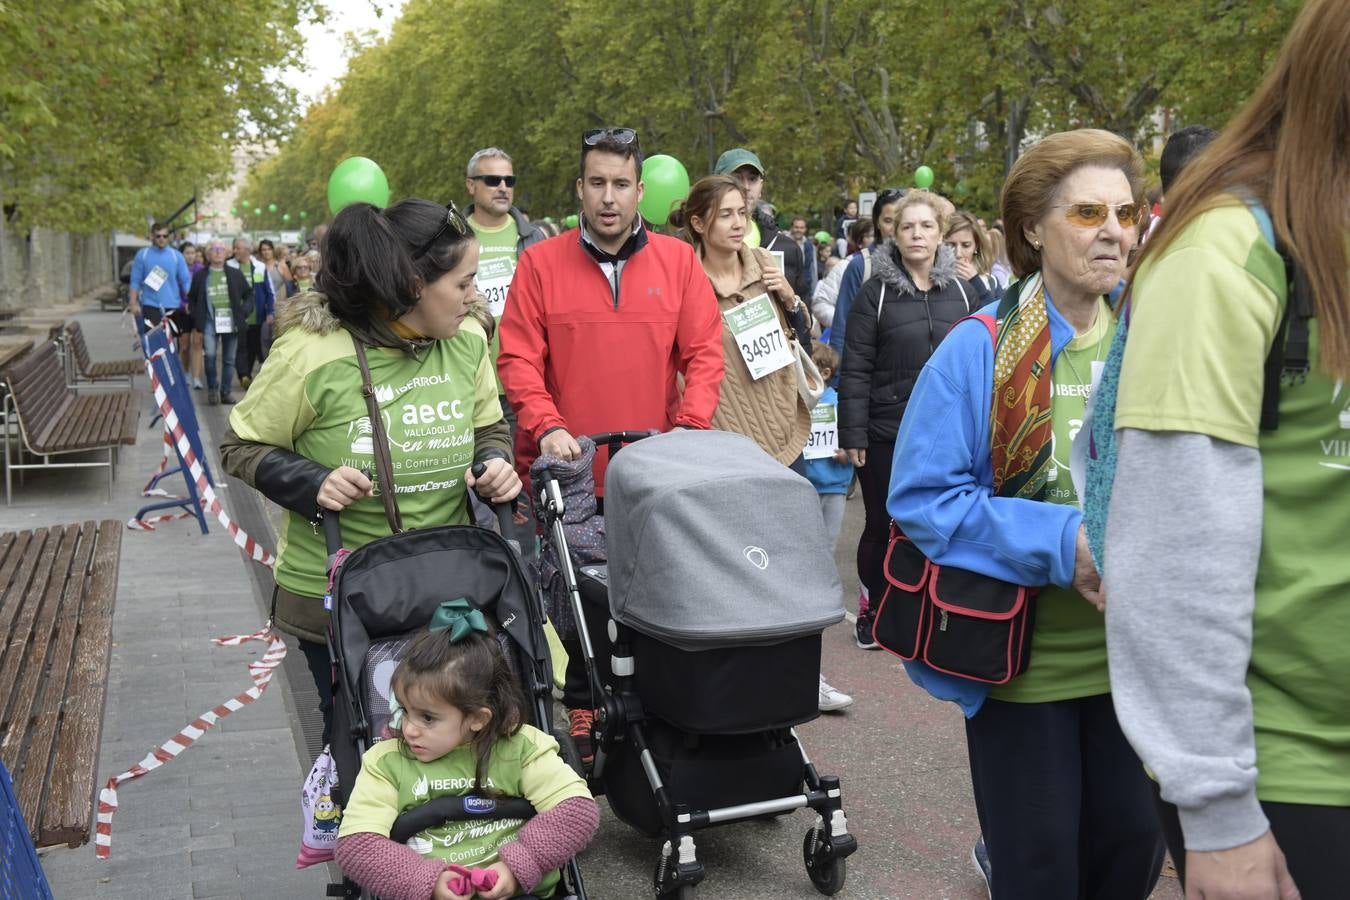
[
  {"left": 965, "top": 694, "right": 1164, "bottom": 900},
  {"left": 298, "top": 636, "right": 334, "bottom": 748},
  {"left": 1153, "top": 782, "right": 1350, "bottom": 900},
  {"left": 854, "top": 439, "right": 894, "bottom": 616},
  {"left": 235, "top": 322, "right": 264, "bottom": 380}
]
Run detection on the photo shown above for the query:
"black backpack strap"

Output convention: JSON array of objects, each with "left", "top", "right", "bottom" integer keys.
[{"left": 1259, "top": 241, "right": 1315, "bottom": 432}]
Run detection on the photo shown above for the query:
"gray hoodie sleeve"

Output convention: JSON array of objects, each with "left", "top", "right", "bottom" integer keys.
[{"left": 1104, "top": 428, "right": 1268, "bottom": 852}]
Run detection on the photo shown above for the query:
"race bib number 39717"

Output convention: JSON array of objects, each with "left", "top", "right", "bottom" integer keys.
[
  {"left": 476, "top": 257, "right": 515, "bottom": 318},
  {"left": 804, "top": 403, "right": 838, "bottom": 460},
  {"left": 723, "top": 293, "right": 793, "bottom": 380}
]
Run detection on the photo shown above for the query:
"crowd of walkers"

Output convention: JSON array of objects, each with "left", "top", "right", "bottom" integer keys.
[{"left": 140, "top": 0, "right": 1350, "bottom": 895}]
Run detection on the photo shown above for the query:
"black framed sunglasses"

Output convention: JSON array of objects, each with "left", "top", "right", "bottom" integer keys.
[
  {"left": 153, "top": 232, "right": 170, "bottom": 239},
  {"left": 469, "top": 174, "right": 517, "bottom": 188},
  {"left": 582, "top": 127, "right": 637, "bottom": 148},
  {"left": 413, "top": 202, "right": 470, "bottom": 258}
]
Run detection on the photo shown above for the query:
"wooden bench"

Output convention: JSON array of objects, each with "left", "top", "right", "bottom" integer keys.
[
  {"left": 63, "top": 321, "right": 141, "bottom": 388},
  {"left": 0, "top": 520, "right": 121, "bottom": 847},
  {"left": 2, "top": 341, "right": 139, "bottom": 504}
]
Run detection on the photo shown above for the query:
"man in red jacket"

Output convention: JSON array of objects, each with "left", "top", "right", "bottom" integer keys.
[
  {"left": 499, "top": 127, "right": 724, "bottom": 495},
  {"left": 499, "top": 127, "right": 724, "bottom": 762}
]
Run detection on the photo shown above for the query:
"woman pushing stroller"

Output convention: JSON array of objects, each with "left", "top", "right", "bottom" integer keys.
[
  {"left": 335, "top": 601, "right": 598, "bottom": 899},
  {"left": 220, "top": 198, "right": 522, "bottom": 746}
]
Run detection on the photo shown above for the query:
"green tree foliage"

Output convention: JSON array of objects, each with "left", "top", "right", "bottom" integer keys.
[
  {"left": 245, "top": 0, "right": 1300, "bottom": 227},
  {"left": 0, "top": 0, "right": 322, "bottom": 233}
]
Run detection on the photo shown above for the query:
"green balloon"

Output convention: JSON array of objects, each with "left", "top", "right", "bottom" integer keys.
[
  {"left": 327, "top": 156, "right": 391, "bottom": 214},
  {"left": 253, "top": 207, "right": 262, "bottom": 216},
  {"left": 564, "top": 214, "right": 579, "bottom": 229},
  {"left": 230, "top": 207, "right": 237, "bottom": 215},
  {"left": 299, "top": 211, "right": 308, "bottom": 219},
  {"left": 268, "top": 203, "right": 278, "bottom": 212},
  {"left": 954, "top": 179, "right": 970, "bottom": 197},
  {"left": 814, "top": 230, "right": 832, "bottom": 244},
  {"left": 241, "top": 200, "right": 251, "bottom": 209},
  {"left": 914, "top": 165, "right": 935, "bottom": 189},
  {"left": 282, "top": 213, "right": 291, "bottom": 222},
  {"left": 637, "top": 154, "right": 691, "bottom": 226}
]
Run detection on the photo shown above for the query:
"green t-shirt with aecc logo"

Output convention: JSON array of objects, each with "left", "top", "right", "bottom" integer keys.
[
  {"left": 991, "top": 297, "right": 1116, "bottom": 704},
  {"left": 206, "top": 268, "right": 229, "bottom": 319},
  {"left": 1116, "top": 201, "right": 1350, "bottom": 806},
  {"left": 338, "top": 725, "right": 590, "bottom": 898},
  {"left": 228, "top": 320, "right": 502, "bottom": 599},
  {"left": 468, "top": 216, "right": 519, "bottom": 393}
]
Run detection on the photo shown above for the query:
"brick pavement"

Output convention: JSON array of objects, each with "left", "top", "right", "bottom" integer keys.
[{"left": 13, "top": 307, "right": 331, "bottom": 899}]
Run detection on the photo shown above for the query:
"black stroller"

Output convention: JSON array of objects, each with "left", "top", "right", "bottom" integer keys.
[
  {"left": 322, "top": 467, "right": 589, "bottom": 900},
  {"left": 538, "top": 430, "right": 858, "bottom": 898}
]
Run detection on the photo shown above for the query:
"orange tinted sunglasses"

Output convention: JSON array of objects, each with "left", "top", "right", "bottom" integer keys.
[{"left": 1056, "top": 202, "right": 1143, "bottom": 228}]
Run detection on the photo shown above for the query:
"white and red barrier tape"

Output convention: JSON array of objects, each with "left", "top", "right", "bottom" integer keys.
[
  {"left": 128, "top": 349, "right": 276, "bottom": 568},
  {"left": 94, "top": 626, "right": 287, "bottom": 859}
]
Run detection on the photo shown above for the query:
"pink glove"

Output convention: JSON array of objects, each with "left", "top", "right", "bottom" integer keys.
[{"left": 444, "top": 864, "right": 499, "bottom": 896}]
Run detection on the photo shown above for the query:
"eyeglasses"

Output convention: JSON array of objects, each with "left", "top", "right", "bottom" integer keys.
[
  {"left": 469, "top": 174, "right": 517, "bottom": 188},
  {"left": 582, "top": 127, "right": 637, "bottom": 148},
  {"left": 1056, "top": 202, "right": 1143, "bottom": 229},
  {"left": 153, "top": 233, "right": 169, "bottom": 239},
  {"left": 413, "top": 201, "right": 470, "bottom": 258}
]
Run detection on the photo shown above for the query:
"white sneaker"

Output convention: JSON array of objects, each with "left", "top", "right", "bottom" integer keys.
[{"left": 818, "top": 674, "right": 853, "bottom": 712}]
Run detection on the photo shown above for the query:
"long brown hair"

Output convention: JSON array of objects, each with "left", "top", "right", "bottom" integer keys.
[
  {"left": 669, "top": 175, "right": 746, "bottom": 254},
  {"left": 1130, "top": 0, "right": 1350, "bottom": 375}
]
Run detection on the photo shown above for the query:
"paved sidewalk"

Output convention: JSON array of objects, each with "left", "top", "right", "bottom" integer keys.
[{"left": 18, "top": 308, "right": 330, "bottom": 899}]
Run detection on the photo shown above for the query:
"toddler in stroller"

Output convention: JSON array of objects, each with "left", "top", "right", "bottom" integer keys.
[
  {"left": 322, "top": 492, "right": 598, "bottom": 900},
  {"left": 537, "top": 430, "right": 859, "bottom": 898}
]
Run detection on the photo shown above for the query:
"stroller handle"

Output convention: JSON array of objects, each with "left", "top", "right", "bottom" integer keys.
[{"left": 588, "top": 430, "right": 656, "bottom": 448}]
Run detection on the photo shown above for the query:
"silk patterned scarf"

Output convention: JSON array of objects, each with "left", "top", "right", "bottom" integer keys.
[{"left": 989, "top": 273, "right": 1054, "bottom": 499}]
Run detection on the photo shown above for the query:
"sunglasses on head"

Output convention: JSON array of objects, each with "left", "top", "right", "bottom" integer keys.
[
  {"left": 413, "top": 201, "right": 471, "bottom": 259},
  {"left": 470, "top": 174, "right": 517, "bottom": 188},
  {"left": 1057, "top": 202, "right": 1144, "bottom": 229},
  {"left": 582, "top": 127, "right": 637, "bottom": 148}
]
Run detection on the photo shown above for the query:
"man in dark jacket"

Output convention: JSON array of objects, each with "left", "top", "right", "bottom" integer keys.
[
  {"left": 714, "top": 147, "right": 812, "bottom": 302},
  {"left": 187, "top": 240, "right": 252, "bottom": 404}
]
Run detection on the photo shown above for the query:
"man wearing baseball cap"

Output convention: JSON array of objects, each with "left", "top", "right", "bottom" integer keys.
[{"left": 714, "top": 148, "right": 811, "bottom": 302}]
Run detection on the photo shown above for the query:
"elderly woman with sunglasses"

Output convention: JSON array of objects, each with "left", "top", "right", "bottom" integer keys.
[
  {"left": 219, "top": 198, "right": 521, "bottom": 747},
  {"left": 887, "top": 129, "right": 1164, "bottom": 898}
]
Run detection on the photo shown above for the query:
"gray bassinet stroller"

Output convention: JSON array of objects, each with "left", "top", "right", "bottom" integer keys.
[{"left": 539, "top": 430, "right": 858, "bottom": 898}]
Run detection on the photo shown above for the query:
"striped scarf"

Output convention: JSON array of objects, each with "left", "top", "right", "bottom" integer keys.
[{"left": 989, "top": 273, "right": 1054, "bottom": 499}]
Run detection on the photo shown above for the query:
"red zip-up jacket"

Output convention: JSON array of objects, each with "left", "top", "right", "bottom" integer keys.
[{"left": 499, "top": 224, "right": 724, "bottom": 493}]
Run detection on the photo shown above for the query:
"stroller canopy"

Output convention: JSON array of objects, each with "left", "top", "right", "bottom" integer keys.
[{"left": 604, "top": 430, "right": 844, "bottom": 651}]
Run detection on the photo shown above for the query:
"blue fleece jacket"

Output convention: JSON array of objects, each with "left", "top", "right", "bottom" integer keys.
[
  {"left": 804, "top": 387, "right": 852, "bottom": 494},
  {"left": 827, "top": 249, "right": 870, "bottom": 366},
  {"left": 886, "top": 284, "right": 1084, "bottom": 715}
]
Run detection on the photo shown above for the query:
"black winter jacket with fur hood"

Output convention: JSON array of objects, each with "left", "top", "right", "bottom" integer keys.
[{"left": 838, "top": 241, "right": 973, "bottom": 447}]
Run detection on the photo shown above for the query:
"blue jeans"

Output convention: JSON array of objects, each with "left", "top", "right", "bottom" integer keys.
[{"left": 202, "top": 316, "right": 238, "bottom": 394}]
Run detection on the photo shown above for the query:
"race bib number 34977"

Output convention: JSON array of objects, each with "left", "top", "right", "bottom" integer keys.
[
  {"left": 724, "top": 293, "right": 793, "bottom": 380},
  {"left": 476, "top": 257, "right": 515, "bottom": 318}
]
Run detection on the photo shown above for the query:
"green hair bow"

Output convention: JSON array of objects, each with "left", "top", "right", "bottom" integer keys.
[{"left": 429, "top": 598, "right": 488, "bottom": 642}]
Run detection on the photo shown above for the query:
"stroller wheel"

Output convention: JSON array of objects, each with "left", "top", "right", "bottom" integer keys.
[{"left": 803, "top": 828, "right": 848, "bottom": 896}]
